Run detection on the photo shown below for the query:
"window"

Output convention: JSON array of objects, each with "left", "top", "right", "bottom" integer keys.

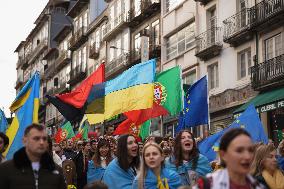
[
  {"left": 116, "top": 39, "right": 121, "bottom": 56},
  {"left": 265, "top": 33, "right": 283, "bottom": 60},
  {"left": 134, "top": 33, "right": 141, "bottom": 50},
  {"left": 165, "top": 0, "right": 183, "bottom": 13},
  {"left": 208, "top": 63, "right": 219, "bottom": 89},
  {"left": 134, "top": 0, "right": 141, "bottom": 16},
  {"left": 237, "top": 48, "right": 251, "bottom": 79},
  {"left": 183, "top": 70, "right": 197, "bottom": 86},
  {"left": 95, "top": 30, "right": 100, "bottom": 49},
  {"left": 152, "top": 20, "right": 160, "bottom": 46},
  {"left": 207, "top": 7, "right": 216, "bottom": 29},
  {"left": 166, "top": 22, "right": 195, "bottom": 60}
]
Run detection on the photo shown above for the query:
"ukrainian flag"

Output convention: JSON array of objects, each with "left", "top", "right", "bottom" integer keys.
[
  {"left": 86, "top": 59, "right": 156, "bottom": 124},
  {"left": 4, "top": 72, "right": 40, "bottom": 159}
]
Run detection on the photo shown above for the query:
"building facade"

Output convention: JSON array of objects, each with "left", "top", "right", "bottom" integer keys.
[{"left": 14, "top": 0, "right": 284, "bottom": 140}]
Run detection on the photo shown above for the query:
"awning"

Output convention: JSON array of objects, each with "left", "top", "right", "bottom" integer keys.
[{"left": 233, "top": 87, "right": 284, "bottom": 114}]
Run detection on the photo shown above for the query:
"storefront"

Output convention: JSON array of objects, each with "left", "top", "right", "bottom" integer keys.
[{"left": 234, "top": 87, "right": 284, "bottom": 144}]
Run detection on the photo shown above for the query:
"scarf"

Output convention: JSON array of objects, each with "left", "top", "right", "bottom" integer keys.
[
  {"left": 262, "top": 169, "right": 284, "bottom": 189},
  {"left": 157, "top": 175, "right": 169, "bottom": 189}
]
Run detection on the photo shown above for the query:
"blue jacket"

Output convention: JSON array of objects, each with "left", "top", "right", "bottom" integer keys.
[
  {"left": 87, "top": 160, "right": 106, "bottom": 183},
  {"left": 102, "top": 158, "right": 136, "bottom": 189},
  {"left": 165, "top": 154, "right": 212, "bottom": 185},
  {"left": 133, "top": 167, "right": 182, "bottom": 189}
]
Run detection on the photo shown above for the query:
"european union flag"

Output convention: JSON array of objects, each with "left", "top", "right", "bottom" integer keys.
[
  {"left": 4, "top": 72, "right": 40, "bottom": 159},
  {"left": 198, "top": 104, "right": 268, "bottom": 162},
  {"left": 176, "top": 76, "right": 208, "bottom": 133},
  {"left": 0, "top": 108, "right": 8, "bottom": 133}
]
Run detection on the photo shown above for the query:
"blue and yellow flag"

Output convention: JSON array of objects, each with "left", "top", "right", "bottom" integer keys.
[
  {"left": 0, "top": 108, "right": 8, "bottom": 133},
  {"left": 86, "top": 59, "right": 156, "bottom": 124},
  {"left": 198, "top": 104, "right": 268, "bottom": 162},
  {"left": 4, "top": 72, "right": 40, "bottom": 159}
]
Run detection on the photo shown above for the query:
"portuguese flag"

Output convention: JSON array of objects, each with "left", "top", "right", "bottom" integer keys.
[
  {"left": 54, "top": 121, "right": 75, "bottom": 143},
  {"left": 124, "top": 66, "right": 182, "bottom": 124},
  {"left": 114, "top": 66, "right": 182, "bottom": 138},
  {"left": 74, "top": 117, "right": 89, "bottom": 140}
]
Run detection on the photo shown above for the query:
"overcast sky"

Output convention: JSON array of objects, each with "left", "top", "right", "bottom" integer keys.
[{"left": 0, "top": 1, "right": 48, "bottom": 116}]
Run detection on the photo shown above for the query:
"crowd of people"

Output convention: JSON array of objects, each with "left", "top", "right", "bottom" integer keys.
[{"left": 0, "top": 123, "right": 284, "bottom": 189}]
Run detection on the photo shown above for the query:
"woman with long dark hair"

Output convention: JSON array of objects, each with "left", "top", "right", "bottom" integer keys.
[
  {"left": 166, "top": 130, "right": 212, "bottom": 186},
  {"left": 102, "top": 134, "right": 140, "bottom": 189},
  {"left": 133, "top": 142, "right": 181, "bottom": 189},
  {"left": 197, "top": 128, "right": 265, "bottom": 189},
  {"left": 87, "top": 138, "right": 113, "bottom": 183}
]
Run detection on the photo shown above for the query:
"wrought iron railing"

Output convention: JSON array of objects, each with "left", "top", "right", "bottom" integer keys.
[
  {"left": 223, "top": 0, "right": 284, "bottom": 40},
  {"left": 89, "top": 42, "right": 100, "bottom": 58},
  {"left": 69, "top": 26, "right": 86, "bottom": 48},
  {"left": 223, "top": 8, "right": 252, "bottom": 40},
  {"left": 129, "top": 0, "right": 160, "bottom": 19},
  {"left": 55, "top": 50, "right": 70, "bottom": 69},
  {"left": 130, "top": 49, "right": 141, "bottom": 63},
  {"left": 102, "top": 13, "right": 129, "bottom": 38},
  {"left": 70, "top": 65, "right": 86, "bottom": 81},
  {"left": 196, "top": 27, "right": 222, "bottom": 54},
  {"left": 251, "top": 0, "right": 284, "bottom": 25},
  {"left": 54, "top": 82, "right": 68, "bottom": 94},
  {"left": 27, "top": 38, "right": 48, "bottom": 63},
  {"left": 251, "top": 54, "right": 284, "bottom": 89},
  {"left": 106, "top": 53, "right": 130, "bottom": 74}
]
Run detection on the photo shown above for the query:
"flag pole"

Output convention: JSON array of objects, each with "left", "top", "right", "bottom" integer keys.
[
  {"left": 206, "top": 75, "right": 211, "bottom": 132},
  {"left": 160, "top": 116, "right": 163, "bottom": 137}
]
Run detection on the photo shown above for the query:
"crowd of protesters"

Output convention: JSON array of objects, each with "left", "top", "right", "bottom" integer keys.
[{"left": 0, "top": 124, "right": 284, "bottom": 189}]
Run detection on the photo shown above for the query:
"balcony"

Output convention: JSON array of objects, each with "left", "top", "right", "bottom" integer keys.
[
  {"left": 128, "top": 0, "right": 160, "bottom": 28},
  {"left": 251, "top": 54, "right": 284, "bottom": 90},
  {"left": 16, "top": 56, "right": 25, "bottom": 69},
  {"left": 106, "top": 53, "right": 130, "bottom": 78},
  {"left": 27, "top": 38, "right": 48, "bottom": 64},
  {"left": 44, "top": 63, "right": 56, "bottom": 80},
  {"left": 55, "top": 50, "right": 71, "bottom": 71},
  {"left": 89, "top": 42, "right": 100, "bottom": 59},
  {"left": 223, "top": 8, "right": 254, "bottom": 46},
  {"left": 149, "top": 43, "right": 161, "bottom": 58},
  {"left": 15, "top": 76, "right": 24, "bottom": 89},
  {"left": 68, "top": 65, "right": 87, "bottom": 86},
  {"left": 194, "top": 0, "right": 212, "bottom": 5},
  {"left": 250, "top": 0, "right": 284, "bottom": 30},
  {"left": 46, "top": 88, "right": 55, "bottom": 96},
  {"left": 223, "top": 0, "right": 284, "bottom": 46},
  {"left": 195, "top": 27, "right": 222, "bottom": 61},
  {"left": 129, "top": 49, "right": 141, "bottom": 65},
  {"left": 54, "top": 82, "right": 69, "bottom": 94},
  {"left": 68, "top": 27, "right": 88, "bottom": 51},
  {"left": 102, "top": 13, "right": 130, "bottom": 41}
]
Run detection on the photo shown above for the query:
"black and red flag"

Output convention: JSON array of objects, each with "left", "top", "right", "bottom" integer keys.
[{"left": 47, "top": 64, "right": 105, "bottom": 123}]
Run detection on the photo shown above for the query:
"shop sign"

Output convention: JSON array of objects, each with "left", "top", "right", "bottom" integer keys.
[{"left": 258, "top": 100, "right": 284, "bottom": 113}]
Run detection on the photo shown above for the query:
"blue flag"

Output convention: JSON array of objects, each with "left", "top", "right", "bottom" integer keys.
[
  {"left": 0, "top": 109, "right": 8, "bottom": 133},
  {"left": 198, "top": 104, "right": 268, "bottom": 162},
  {"left": 176, "top": 76, "right": 208, "bottom": 133},
  {"left": 4, "top": 72, "right": 40, "bottom": 159}
]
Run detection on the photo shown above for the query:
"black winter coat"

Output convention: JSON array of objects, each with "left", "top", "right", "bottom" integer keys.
[{"left": 0, "top": 147, "right": 66, "bottom": 189}]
